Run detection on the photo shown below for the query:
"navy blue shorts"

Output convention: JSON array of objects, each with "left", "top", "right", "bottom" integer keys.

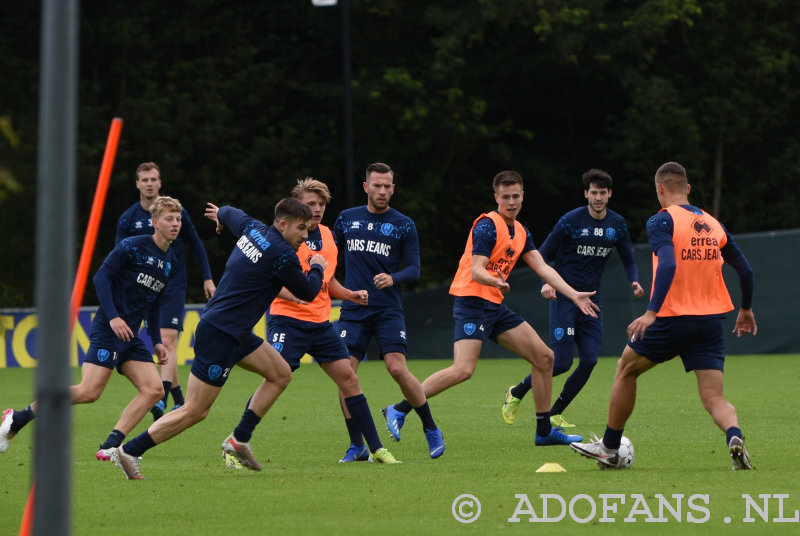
[
  {"left": 158, "top": 281, "right": 186, "bottom": 331},
  {"left": 630, "top": 316, "right": 726, "bottom": 372},
  {"left": 268, "top": 315, "right": 349, "bottom": 371},
  {"left": 548, "top": 297, "right": 603, "bottom": 347},
  {"left": 335, "top": 306, "right": 407, "bottom": 360},
  {"left": 190, "top": 319, "right": 264, "bottom": 387},
  {"left": 452, "top": 296, "right": 525, "bottom": 343},
  {"left": 84, "top": 333, "right": 155, "bottom": 375}
]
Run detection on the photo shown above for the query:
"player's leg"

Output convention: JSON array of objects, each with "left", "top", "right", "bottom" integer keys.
[
  {"left": 219, "top": 338, "right": 292, "bottom": 471},
  {"left": 690, "top": 317, "right": 751, "bottom": 470},
  {"left": 497, "top": 321, "right": 562, "bottom": 443},
  {"left": 97, "top": 358, "right": 164, "bottom": 459},
  {"left": 2, "top": 359, "right": 113, "bottom": 452},
  {"left": 549, "top": 332, "right": 600, "bottom": 428},
  {"left": 321, "top": 359, "right": 400, "bottom": 463},
  {"left": 333, "top": 316, "right": 369, "bottom": 422},
  {"left": 421, "top": 339, "right": 482, "bottom": 397},
  {"left": 150, "top": 286, "right": 185, "bottom": 419},
  {"left": 569, "top": 344, "right": 655, "bottom": 464},
  {"left": 159, "top": 327, "right": 184, "bottom": 409},
  {"left": 111, "top": 320, "right": 234, "bottom": 479},
  {"left": 695, "top": 369, "right": 752, "bottom": 470}
]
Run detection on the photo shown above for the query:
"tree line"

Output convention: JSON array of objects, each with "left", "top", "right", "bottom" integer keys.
[{"left": 1, "top": 0, "right": 798, "bottom": 307}]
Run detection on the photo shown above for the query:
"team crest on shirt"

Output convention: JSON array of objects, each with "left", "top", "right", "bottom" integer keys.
[
  {"left": 605, "top": 228, "right": 616, "bottom": 240},
  {"left": 554, "top": 328, "right": 564, "bottom": 341},
  {"left": 464, "top": 323, "right": 476, "bottom": 336},
  {"left": 380, "top": 223, "right": 394, "bottom": 236},
  {"left": 692, "top": 218, "right": 712, "bottom": 235}
]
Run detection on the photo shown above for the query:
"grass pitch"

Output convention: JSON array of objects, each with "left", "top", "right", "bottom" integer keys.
[{"left": 2, "top": 354, "right": 799, "bottom": 535}]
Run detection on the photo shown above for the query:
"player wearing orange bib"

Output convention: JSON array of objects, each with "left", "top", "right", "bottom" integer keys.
[
  {"left": 571, "top": 162, "right": 757, "bottom": 470},
  {"left": 226, "top": 178, "right": 400, "bottom": 465},
  {"left": 385, "top": 171, "right": 599, "bottom": 447}
]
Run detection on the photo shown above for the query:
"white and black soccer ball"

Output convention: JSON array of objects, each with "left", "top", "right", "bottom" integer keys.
[
  {"left": 616, "top": 435, "right": 635, "bottom": 469},
  {"left": 598, "top": 435, "right": 635, "bottom": 470}
]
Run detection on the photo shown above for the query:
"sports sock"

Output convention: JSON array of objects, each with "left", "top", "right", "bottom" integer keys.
[
  {"left": 99, "top": 429, "right": 126, "bottom": 449},
  {"left": 11, "top": 405, "right": 35, "bottom": 433},
  {"left": 160, "top": 381, "right": 172, "bottom": 406},
  {"left": 549, "top": 396, "right": 568, "bottom": 416},
  {"left": 413, "top": 401, "right": 437, "bottom": 431},
  {"left": 345, "top": 394, "right": 382, "bottom": 452},
  {"left": 535, "top": 412, "right": 552, "bottom": 437},
  {"left": 123, "top": 431, "right": 156, "bottom": 458},
  {"left": 725, "top": 426, "right": 743, "bottom": 446},
  {"left": 603, "top": 425, "right": 623, "bottom": 450},
  {"left": 233, "top": 409, "right": 261, "bottom": 443},
  {"left": 344, "top": 418, "right": 364, "bottom": 447},
  {"left": 394, "top": 399, "right": 412, "bottom": 414},
  {"left": 510, "top": 375, "right": 532, "bottom": 399},
  {"left": 170, "top": 386, "right": 185, "bottom": 406}
]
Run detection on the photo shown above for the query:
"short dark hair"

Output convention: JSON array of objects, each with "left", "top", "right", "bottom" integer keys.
[
  {"left": 492, "top": 170, "right": 523, "bottom": 192},
  {"left": 582, "top": 169, "right": 613, "bottom": 190},
  {"left": 365, "top": 162, "right": 393, "bottom": 180},
  {"left": 136, "top": 161, "right": 160, "bottom": 178},
  {"left": 655, "top": 161, "right": 688, "bottom": 191},
  {"left": 274, "top": 197, "right": 312, "bottom": 222}
]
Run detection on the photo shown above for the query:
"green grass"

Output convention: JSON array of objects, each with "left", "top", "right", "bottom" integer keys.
[{"left": 2, "top": 355, "right": 800, "bottom": 535}]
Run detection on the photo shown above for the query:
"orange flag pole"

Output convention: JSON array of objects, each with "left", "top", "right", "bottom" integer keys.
[
  {"left": 69, "top": 117, "right": 123, "bottom": 331},
  {"left": 20, "top": 117, "right": 123, "bottom": 536}
]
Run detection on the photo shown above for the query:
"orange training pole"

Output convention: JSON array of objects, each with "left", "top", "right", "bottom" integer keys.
[
  {"left": 18, "top": 482, "right": 34, "bottom": 536},
  {"left": 69, "top": 117, "right": 123, "bottom": 331}
]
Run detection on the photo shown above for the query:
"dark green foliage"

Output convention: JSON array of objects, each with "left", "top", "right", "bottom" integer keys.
[{"left": 1, "top": 1, "right": 799, "bottom": 306}]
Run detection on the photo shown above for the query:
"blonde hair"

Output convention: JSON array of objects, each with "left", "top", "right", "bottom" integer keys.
[
  {"left": 149, "top": 196, "right": 182, "bottom": 219},
  {"left": 291, "top": 177, "right": 331, "bottom": 203}
]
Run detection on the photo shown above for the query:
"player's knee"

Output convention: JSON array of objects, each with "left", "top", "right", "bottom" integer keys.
[
  {"left": 531, "top": 348, "right": 554, "bottom": 372},
  {"left": 338, "top": 373, "right": 361, "bottom": 397},
  {"left": 73, "top": 386, "right": 102, "bottom": 404},
  {"left": 143, "top": 383, "right": 165, "bottom": 404}
]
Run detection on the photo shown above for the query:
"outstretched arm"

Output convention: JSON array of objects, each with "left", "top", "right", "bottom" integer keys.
[{"left": 522, "top": 250, "right": 598, "bottom": 317}]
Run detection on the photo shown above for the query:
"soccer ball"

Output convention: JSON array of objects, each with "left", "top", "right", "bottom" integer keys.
[
  {"left": 597, "top": 435, "right": 635, "bottom": 470},
  {"left": 616, "top": 435, "right": 635, "bottom": 469}
]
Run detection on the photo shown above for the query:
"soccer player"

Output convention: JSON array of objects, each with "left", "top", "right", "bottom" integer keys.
[
  {"left": 110, "top": 199, "right": 327, "bottom": 479},
  {"left": 570, "top": 162, "right": 757, "bottom": 470},
  {"left": 1, "top": 197, "right": 182, "bottom": 459},
  {"left": 235, "top": 178, "right": 399, "bottom": 464},
  {"left": 333, "top": 162, "right": 444, "bottom": 459},
  {"left": 502, "top": 169, "right": 644, "bottom": 429},
  {"left": 116, "top": 162, "right": 216, "bottom": 419},
  {"left": 385, "top": 171, "right": 599, "bottom": 447}
]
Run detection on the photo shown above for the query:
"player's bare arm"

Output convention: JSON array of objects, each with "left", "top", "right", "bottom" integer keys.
[
  {"left": 329, "top": 277, "right": 368, "bottom": 306},
  {"left": 522, "top": 250, "right": 598, "bottom": 317},
  {"left": 470, "top": 254, "right": 509, "bottom": 293}
]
